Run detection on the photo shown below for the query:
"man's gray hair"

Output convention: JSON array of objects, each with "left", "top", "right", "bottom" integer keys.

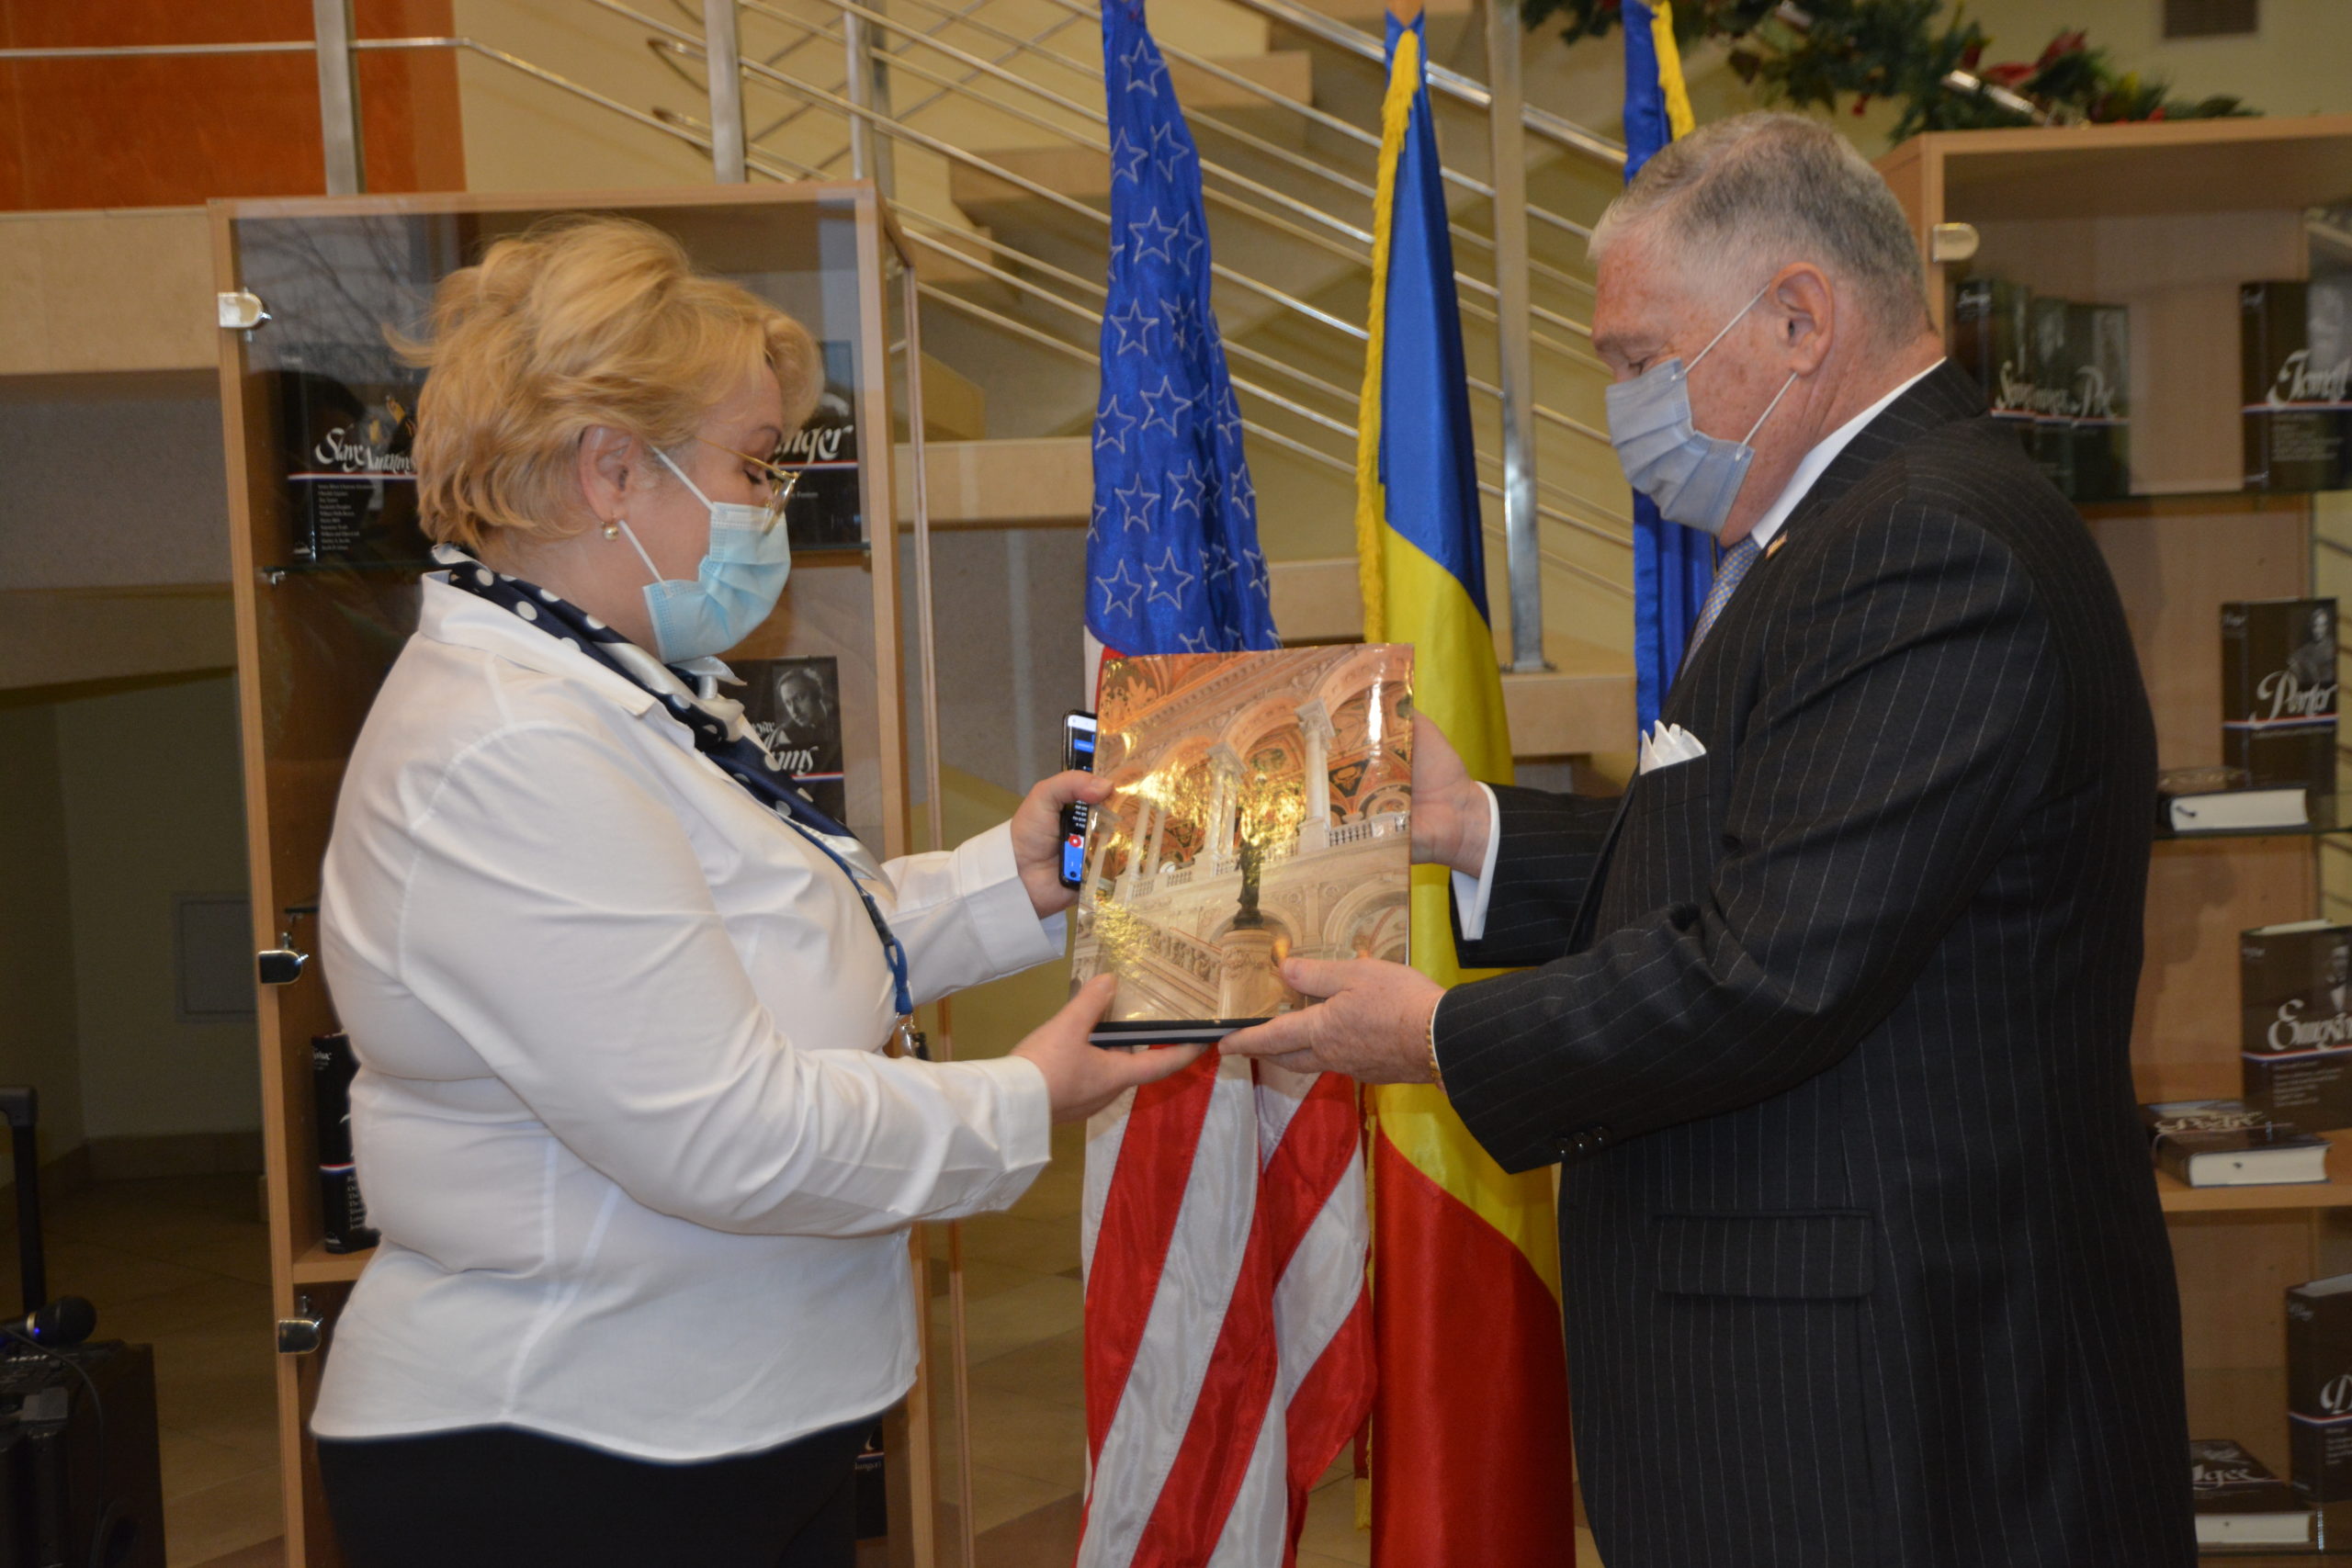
[{"left": 1591, "top": 112, "right": 1928, "bottom": 344}]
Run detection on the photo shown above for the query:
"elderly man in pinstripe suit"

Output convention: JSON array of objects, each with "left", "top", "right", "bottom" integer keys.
[{"left": 1224, "top": 112, "right": 2193, "bottom": 1566}]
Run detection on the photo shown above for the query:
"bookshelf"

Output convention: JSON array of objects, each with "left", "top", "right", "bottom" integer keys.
[
  {"left": 212, "top": 186, "right": 958, "bottom": 1567},
  {"left": 1882, "top": 115, "right": 2352, "bottom": 1512}
]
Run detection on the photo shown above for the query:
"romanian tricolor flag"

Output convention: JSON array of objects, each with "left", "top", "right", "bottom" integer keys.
[
  {"left": 1624, "top": 0, "right": 1707, "bottom": 728},
  {"left": 1352, "top": 7, "right": 1577, "bottom": 1563}
]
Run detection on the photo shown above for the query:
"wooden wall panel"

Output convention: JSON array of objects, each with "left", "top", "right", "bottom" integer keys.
[{"left": 0, "top": 0, "right": 463, "bottom": 210}]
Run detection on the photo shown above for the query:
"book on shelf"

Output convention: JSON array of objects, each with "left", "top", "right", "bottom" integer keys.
[
  {"left": 1071, "top": 645, "right": 1413, "bottom": 1045},
  {"left": 2290, "top": 1273, "right": 2352, "bottom": 1506},
  {"left": 2244, "top": 920, "right": 2352, "bottom": 1132},
  {"left": 1950, "top": 276, "right": 2036, "bottom": 446},
  {"left": 2191, "top": 1438, "right": 2315, "bottom": 1550},
  {"left": 275, "top": 346, "right": 429, "bottom": 567},
  {"left": 311, "top": 1031, "right": 379, "bottom": 1255},
  {"left": 2158, "top": 765, "right": 2307, "bottom": 833},
  {"left": 2064, "top": 301, "right": 2131, "bottom": 502},
  {"left": 1948, "top": 276, "right": 2130, "bottom": 501},
  {"left": 2025, "top": 295, "right": 2077, "bottom": 499},
  {"left": 2242, "top": 277, "right": 2352, "bottom": 493},
  {"left": 778, "top": 341, "right": 865, "bottom": 551},
  {"left": 733, "top": 654, "right": 847, "bottom": 826},
  {"left": 2222, "top": 597, "right": 2338, "bottom": 803},
  {"left": 2142, "top": 1100, "right": 2329, "bottom": 1187}
]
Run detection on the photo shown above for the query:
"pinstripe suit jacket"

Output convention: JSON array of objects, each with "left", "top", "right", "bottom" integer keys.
[{"left": 1437, "top": 363, "right": 2193, "bottom": 1567}]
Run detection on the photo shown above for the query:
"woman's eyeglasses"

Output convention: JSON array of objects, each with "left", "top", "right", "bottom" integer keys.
[{"left": 695, "top": 438, "right": 804, "bottom": 535}]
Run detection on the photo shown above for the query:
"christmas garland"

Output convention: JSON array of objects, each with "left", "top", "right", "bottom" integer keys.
[{"left": 1520, "top": 0, "right": 2256, "bottom": 142}]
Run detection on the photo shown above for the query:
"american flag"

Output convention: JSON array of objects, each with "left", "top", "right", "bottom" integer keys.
[
  {"left": 1082, "top": 0, "right": 1275, "bottom": 659},
  {"left": 1076, "top": 3, "right": 1373, "bottom": 1562}
]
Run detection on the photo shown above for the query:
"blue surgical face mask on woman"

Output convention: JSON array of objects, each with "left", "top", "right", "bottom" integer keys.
[
  {"left": 614, "top": 446, "right": 794, "bottom": 663},
  {"left": 1604, "top": 278, "right": 1801, "bottom": 538}
]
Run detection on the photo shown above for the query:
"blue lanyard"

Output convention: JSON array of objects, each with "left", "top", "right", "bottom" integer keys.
[{"left": 776, "top": 818, "right": 915, "bottom": 1019}]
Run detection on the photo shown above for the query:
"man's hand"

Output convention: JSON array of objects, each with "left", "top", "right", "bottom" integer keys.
[
  {"left": 1410, "top": 714, "right": 1490, "bottom": 877},
  {"left": 1217, "top": 957, "right": 1444, "bottom": 1082},
  {"left": 1013, "top": 975, "right": 1206, "bottom": 1122},
  {"left": 1009, "top": 770, "right": 1114, "bottom": 919}
]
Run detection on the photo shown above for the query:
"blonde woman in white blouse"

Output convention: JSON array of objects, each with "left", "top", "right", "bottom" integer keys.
[{"left": 311, "top": 215, "right": 1194, "bottom": 1568}]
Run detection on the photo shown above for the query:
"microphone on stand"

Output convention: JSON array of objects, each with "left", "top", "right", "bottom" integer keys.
[{"left": 2, "top": 1297, "right": 96, "bottom": 1352}]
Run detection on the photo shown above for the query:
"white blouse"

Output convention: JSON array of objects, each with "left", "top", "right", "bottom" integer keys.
[{"left": 311, "top": 577, "right": 1057, "bottom": 1461}]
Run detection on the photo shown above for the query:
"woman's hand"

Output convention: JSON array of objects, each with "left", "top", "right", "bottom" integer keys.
[
  {"left": 1011, "top": 770, "right": 1114, "bottom": 919},
  {"left": 1409, "top": 713, "right": 1491, "bottom": 876},
  {"left": 1013, "top": 975, "right": 1205, "bottom": 1122}
]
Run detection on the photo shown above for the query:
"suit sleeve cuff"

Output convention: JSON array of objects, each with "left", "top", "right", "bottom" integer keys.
[{"left": 1449, "top": 783, "right": 1504, "bottom": 942}]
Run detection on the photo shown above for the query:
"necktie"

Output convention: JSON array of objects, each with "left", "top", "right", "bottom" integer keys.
[{"left": 1689, "top": 535, "right": 1763, "bottom": 650}]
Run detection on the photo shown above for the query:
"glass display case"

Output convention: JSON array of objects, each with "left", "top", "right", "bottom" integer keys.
[
  {"left": 211, "top": 184, "right": 966, "bottom": 1567},
  {"left": 1883, "top": 117, "right": 2352, "bottom": 1529}
]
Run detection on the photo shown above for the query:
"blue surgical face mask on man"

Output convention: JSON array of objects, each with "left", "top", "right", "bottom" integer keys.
[
  {"left": 614, "top": 446, "right": 794, "bottom": 664},
  {"left": 1604, "top": 279, "right": 1801, "bottom": 538}
]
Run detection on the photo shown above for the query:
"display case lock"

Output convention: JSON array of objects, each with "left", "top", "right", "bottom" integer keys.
[
  {"left": 276, "top": 1295, "right": 324, "bottom": 1356},
  {"left": 216, "top": 291, "right": 271, "bottom": 332},
  {"left": 256, "top": 937, "right": 308, "bottom": 987}
]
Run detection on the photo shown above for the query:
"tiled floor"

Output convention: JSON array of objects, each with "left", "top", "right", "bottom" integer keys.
[
  {"left": 42, "top": 1158, "right": 1600, "bottom": 1568},
  {"left": 34, "top": 1172, "right": 283, "bottom": 1568}
]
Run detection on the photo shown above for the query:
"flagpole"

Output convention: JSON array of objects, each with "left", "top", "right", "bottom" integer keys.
[{"left": 1484, "top": 0, "right": 1545, "bottom": 672}]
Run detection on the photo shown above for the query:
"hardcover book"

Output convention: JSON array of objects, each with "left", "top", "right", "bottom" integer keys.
[
  {"left": 2243, "top": 278, "right": 2352, "bottom": 493},
  {"left": 1950, "top": 276, "right": 2035, "bottom": 451},
  {"left": 2192, "top": 1438, "right": 2315, "bottom": 1549},
  {"left": 277, "top": 348, "right": 428, "bottom": 566},
  {"left": 2141, "top": 1100, "right": 2328, "bottom": 1187},
  {"left": 2290, "top": 1274, "right": 2352, "bottom": 1505},
  {"left": 734, "top": 655, "right": 846, "bottom": 824},
  {"left": 1071, "top": 645, "right": 1414, "bottom": 1043},
  {"left": 779, "top": 341, "right": 864, "bottom": 551},
  {"left": 2222, "top": 598, "right": 2338, "bottom": 801},
  {"left": 2158, "top": 761, "right": 2306, "bottom": 833},
  {"left": 311, "top": 1032, "right": 379, "bottom": 1255},
  {"left": 2243, "top": 920, "right": 2352, "bottom": 1131},
  {"left": 2027, "top": 295, "right": 2077, "bottom": 498},
  {"left": 2064, "top": 301, "right": 2131, "bottom": 502}
]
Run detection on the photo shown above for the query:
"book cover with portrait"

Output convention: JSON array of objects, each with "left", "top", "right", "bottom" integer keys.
[
  {"left": 2242, "top": 919, "right": 2352, "bottom": 1131},
  {"left": 1070, "top": 645, "right": 1413, "bottom": 1043},
  {"left": 735, "top": 655, "right": 846, "bottom": 824},
  {"left": 2243, "top": 277, "right": 2352, "bottom": 493},
  {"left": 2222, "top": 597, "right": 2338, "bottom": 801}
]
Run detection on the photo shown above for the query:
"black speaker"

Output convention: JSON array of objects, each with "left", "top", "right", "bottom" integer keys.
[
  {"left": 0, "top": 1090, "right": 164, "bottom": 1568},
  {"left": 0, "top": 1344, "right": 164, "bottom": 1568}
]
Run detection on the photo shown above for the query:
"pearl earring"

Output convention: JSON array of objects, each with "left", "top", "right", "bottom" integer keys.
[{"left": 603, "top": 518, "right": 622, "bottom": 540}]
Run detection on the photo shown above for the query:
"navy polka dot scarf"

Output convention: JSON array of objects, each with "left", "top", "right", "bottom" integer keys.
[{"left": 433, "top": 544, "right": 913, "bottom": 1015}]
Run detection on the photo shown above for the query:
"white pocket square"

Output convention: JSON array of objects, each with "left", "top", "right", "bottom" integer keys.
[{"left": 1638, "top": 722, "right": 1707, "bottom": 775}]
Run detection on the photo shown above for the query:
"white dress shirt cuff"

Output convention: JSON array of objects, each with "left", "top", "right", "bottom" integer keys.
[
  {"left": 960, "top": 1053, "right": 1054, "bottom": 1185},
  {"left": 1448, "top": 783, "right": 1504, "bottom": 942},
  {"left": 950, "top": 822, "right": 1068, "bottom": 976}
]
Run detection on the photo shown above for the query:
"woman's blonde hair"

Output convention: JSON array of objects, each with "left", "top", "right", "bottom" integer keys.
[{"left": 401, "top": 214, "right": 821, "bottom": 550}]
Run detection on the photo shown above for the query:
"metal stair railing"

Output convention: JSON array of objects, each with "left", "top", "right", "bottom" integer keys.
[
  {"left": 622, "top": 0, "right": 1644, "bottom": 617},
  {"left": 4, "top": 0, "right": 1642, "bottom": 646}
]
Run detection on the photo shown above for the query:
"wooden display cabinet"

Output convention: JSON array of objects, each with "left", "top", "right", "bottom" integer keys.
[
  {"left": 1881, "top": 117, "right": 2352, "bottom": 1545},
  {"left": 210, "top": 185, "right": 963, "bottom": 1566}
]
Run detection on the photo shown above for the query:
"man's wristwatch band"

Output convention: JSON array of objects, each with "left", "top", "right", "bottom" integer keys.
[{"left": 1425, "top": 995, "right": 1444, "bottom": 1086}]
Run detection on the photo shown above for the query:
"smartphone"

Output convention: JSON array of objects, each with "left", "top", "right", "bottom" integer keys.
[{"left": 1057, "top": 710, "right": 1098, "bottom": 890}]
